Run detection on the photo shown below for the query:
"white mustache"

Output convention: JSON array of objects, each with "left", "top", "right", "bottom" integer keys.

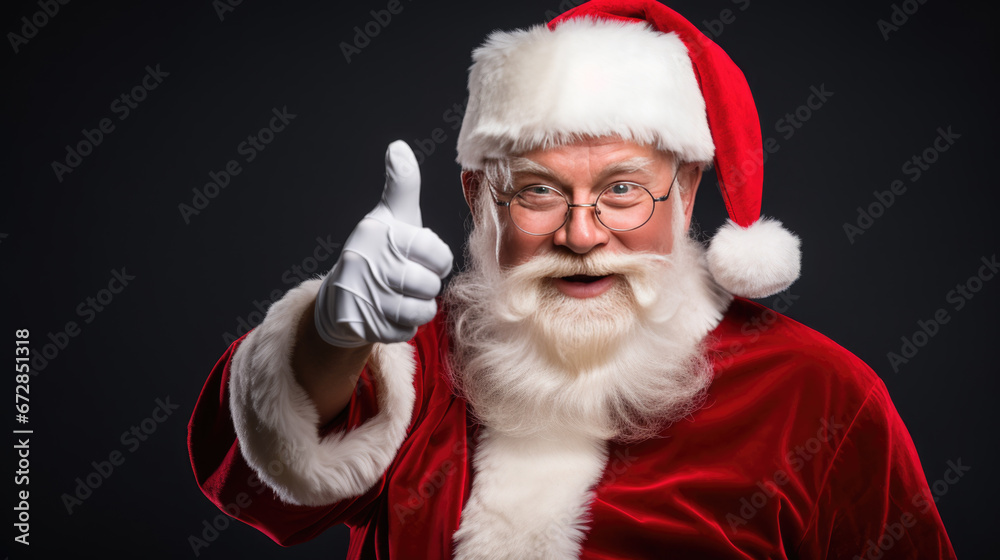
[
  {"left": 497, "top": 250, "right": 673, "bottom": 319},
  {"left": 505, "top": 249, "right": 670, "bottom": 278}
]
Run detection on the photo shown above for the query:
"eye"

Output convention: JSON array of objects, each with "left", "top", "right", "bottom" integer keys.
[
  {"left": 515, "top": 185, "right": 563, "bottom": 211},
  {"left": 517, "top": 185, "right": 562, "bottom": 201},
  {"left": 526, "top": 185, "right": 556, "bottom": 196},
  {"left": 609, "top": 183, "right": 634, "bottom": 195},
  {"left": 600, "top": 183, "right": 647, "bottom": 210}
]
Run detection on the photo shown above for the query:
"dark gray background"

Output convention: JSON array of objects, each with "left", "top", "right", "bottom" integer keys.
[{"left": 3, "top": 0, "right": 995, "bottom": 557}]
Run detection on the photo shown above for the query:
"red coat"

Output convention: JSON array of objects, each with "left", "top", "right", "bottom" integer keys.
[{"left": 188, "top": 297, "right": 956, "bottom": 559}]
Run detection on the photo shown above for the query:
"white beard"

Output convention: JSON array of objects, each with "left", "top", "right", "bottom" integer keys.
[{"left": 443, "top": 196, "right": 730, "bottom": 443}]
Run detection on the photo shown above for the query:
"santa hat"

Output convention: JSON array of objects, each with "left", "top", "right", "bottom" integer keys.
[{"left": 456, "top": 0, "right": 801, "bottom": 299}]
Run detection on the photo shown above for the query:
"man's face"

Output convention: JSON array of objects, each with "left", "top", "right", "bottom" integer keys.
[
  {"left": 449, "top": 138, "right": 718, "bottom": 442},
  {"left": 464, "top": 136, "right": 702, "bottom": 298}
]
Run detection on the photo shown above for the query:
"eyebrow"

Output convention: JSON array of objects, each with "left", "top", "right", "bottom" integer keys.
[{"left": 509, "top": 156, "right": 656, "bottom": 185}]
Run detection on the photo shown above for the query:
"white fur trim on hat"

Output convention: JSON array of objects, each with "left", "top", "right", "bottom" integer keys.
[
  {"left": 228, "top": 278, "right": 417, "bottom": 507},
  {"left": 706, "top": 218, "right": 802, "bottom": 299},
  {"left": 456, "top": 17, "right": 714, "bottom": 169}
]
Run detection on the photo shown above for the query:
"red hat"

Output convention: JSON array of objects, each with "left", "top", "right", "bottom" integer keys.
[{"left": 456, "top": 0, "right": 800, "bottom": 299}]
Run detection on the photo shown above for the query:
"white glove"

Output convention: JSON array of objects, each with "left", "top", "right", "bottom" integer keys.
[{"left": 314, "top": 140, "right": 453, "bottom": 347}]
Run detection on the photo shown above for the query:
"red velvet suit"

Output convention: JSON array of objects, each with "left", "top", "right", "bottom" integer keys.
[{"left": 188, "top": 298, "right": 956, "bottom": 559}]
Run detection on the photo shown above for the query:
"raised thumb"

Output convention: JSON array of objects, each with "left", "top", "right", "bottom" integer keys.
[{"left": 380, "top": 140, "right": 423, "bottom": 226}]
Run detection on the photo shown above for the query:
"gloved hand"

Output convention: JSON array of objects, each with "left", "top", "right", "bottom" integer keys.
[{"left": 314, "top": 140, "right": 453, "bottom": 347}]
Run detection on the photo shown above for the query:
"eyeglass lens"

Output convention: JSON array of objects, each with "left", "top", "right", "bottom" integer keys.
[{"left": 508, "top": 184, "right": 656, "bottom": 235}]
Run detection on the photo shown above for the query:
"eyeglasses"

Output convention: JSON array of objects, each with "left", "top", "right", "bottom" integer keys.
[{"left": 494, "top": 168, "right": 677, "bottom": 236}]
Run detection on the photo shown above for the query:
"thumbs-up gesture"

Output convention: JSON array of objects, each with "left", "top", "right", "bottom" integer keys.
[{"left": 314, "top": 141, "right": 454, "bottom": 347}]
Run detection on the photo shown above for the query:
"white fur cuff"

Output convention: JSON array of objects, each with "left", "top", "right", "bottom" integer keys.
[{"left": 228, "top": 278, "right": 417, "bottom": 506}]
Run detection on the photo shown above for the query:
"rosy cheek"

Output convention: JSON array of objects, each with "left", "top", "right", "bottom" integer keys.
[
  {"left": 499, "top": 229, "right": 543, "bottom": 267},
  {"left": 614, "top": 226, "right": 674, "bottom": 254}
]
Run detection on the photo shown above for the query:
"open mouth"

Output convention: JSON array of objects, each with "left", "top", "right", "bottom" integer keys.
[
  {"left": 560, "top": 274, "right": 609, "bottom": 283},
  {"left": 552, "top": 274, "right": 616, "bottom": 298}
]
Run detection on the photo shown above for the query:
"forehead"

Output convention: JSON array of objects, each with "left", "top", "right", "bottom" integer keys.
[{"left": 511, "top": 137, "right": 673, "bottom": 183}]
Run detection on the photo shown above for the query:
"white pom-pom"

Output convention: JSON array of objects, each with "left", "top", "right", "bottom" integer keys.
[{"left": 706, "top": 218, "right": 801, "bottom": 299}]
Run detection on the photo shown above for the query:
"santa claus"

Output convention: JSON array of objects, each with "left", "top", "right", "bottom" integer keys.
[{"left": 188, "top": 1, "right": 956, "bottom": 558}]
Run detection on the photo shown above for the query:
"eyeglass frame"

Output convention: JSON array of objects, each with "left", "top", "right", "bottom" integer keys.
[{"left": 492, "top": 163, "right": 679, "bottom": 236}]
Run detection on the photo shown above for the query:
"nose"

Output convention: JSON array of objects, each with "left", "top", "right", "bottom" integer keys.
[{"left": 552, "top": 205, "right": 610, "bottom": 254}]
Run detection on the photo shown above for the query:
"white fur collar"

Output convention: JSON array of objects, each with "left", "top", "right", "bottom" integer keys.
[{"left": 453, "top": 429, "right": 609, "bottom": 560}]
